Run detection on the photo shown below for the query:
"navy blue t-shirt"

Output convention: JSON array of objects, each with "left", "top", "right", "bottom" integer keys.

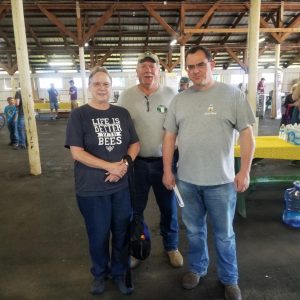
[{"left": 65, "top": 104, "right": 139, "bottom": 197}]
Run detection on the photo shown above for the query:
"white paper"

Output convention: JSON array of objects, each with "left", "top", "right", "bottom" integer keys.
[{"left": 174, "top": 184, "right": 184, "bottom": 207}]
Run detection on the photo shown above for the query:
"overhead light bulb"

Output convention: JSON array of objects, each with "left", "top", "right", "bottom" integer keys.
[{"left": 170, "top": 39, "right": 177, "bottom": 46}]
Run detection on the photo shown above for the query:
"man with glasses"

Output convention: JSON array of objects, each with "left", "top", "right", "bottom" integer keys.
[
  {"left": 162, "top": 46, "right": 255, "bottom": 300},
  {"left": 118, "top": 52, "right": 183, "bottom": 270}
]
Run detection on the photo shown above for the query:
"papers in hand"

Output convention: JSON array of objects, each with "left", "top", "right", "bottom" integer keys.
[{"left": 174, "top": 184, "right": 184, "bottom": 207}]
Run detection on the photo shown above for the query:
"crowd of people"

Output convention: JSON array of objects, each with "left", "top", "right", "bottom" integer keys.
[{"left": 64, "top": 46, "right": 256, "bottom": 300}]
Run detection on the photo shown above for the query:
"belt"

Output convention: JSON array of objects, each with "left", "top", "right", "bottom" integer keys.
[{"left": 136, "top": 156, "right": 162, "bottom": 162}]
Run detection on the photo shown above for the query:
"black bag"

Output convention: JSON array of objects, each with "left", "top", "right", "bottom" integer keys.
[
  {"left": 129, "top": 214, "right": 151, "bottom": 260},
  {"left": 124, "top": 155, "right": 151, "bottom": 260}
]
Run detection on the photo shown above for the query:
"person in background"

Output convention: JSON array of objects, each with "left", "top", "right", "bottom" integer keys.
[
  {"left": 257, "top": 78, "right": 266, "bottom": 94},
  {"left": 291, "top": 80, "right": 300, "bottom": 124},
  {"left": 4, "top": 97, "right": 18, "bottom": 147},
  {"left": 69, "top": 80, "right": 78, "bottom": 110},
  {"left": 14, "top": 90, "right": 26, "bottom": 150},
  {"left": 65, "top": 66, "right": 140, "bottom": 296},
  {"left": 162, "top": 45, "right": 255, "bottom": 300},
  {"left": 118, "top": 52, "right": 183, "bottom": 270},
  {"left": 178, "top": 76, "right": 190, "bottom": 93},
  {"left": 280, "top": 84, "right": 298, "bottom": 125},
  {"left": 48, "top": 83, "right": 59, "bottom": 120}
]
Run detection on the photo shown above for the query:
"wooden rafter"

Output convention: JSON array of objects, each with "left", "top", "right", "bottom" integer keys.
[
  {"left": 25, "top": 23, "right": 42, "bottom": 47},
  {"left": 279, "top": 14, "right": 300, "bottom": 43},
  {"left": 97, "top": 49, "right": 114, "bottom": 66},
  {"left": 225, "top": 47, "right": 247, "bottom": 72},
  {"left": 179, "top": 0, "right": 224, "bottom": 45},
  {"left": 83, "top": 4, "right": 115, "bottom": 44},
  {"left": 38, "top": 4, "right": 79, "bottom": 44}
]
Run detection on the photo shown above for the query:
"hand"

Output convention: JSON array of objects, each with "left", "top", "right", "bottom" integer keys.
[
  {"left": 234, "top": 171, "right": 250, "bottom": 193},
  {"left": 105, "top": 174, "right": 121, "bottom": 183},
  {"left": 106, "top": 160, "right": 127, "bottom": 178},
  {"left": 163, "top": 171, "right": 175, "bottom": 190}
]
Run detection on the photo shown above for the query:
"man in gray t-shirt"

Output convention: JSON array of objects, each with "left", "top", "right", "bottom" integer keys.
[
  {"left": 163, "top": 46, "right": 255, "bottom": 300},
  {"left": 119, "top": 52, "right": 183, "bottom": 270}
]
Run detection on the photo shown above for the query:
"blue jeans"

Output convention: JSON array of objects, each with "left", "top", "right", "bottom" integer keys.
[
  {"left": 177, "top": 180, "right": 238, "bottom": 285},
  {"left": 7, "top": 121, "right": 18, "bottom": 144},
  {"left": 134, "top": 158, "right": 179, "bottom": 251},
  {"left": 17, "top": 115, "right": 26, "bottom": 146},
  {"left": 77, "top": 187, "right": 131, "bottom": 280}
]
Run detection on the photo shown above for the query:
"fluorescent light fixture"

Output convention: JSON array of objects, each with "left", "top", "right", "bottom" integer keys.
[
  {"left": 259, "top": 37, "right": 266, "bottom": 43},
  {"left": 36, "top": 70, "right": 55, "bottom": 74},
  {"left": 170, "top": 39, "right": 177, "bottom": 46},
  {"left": 49, "top": 61, "right": 73, "bottom": 66},
  {"left": 122, "top": 60, "right": 136, "bottom": 66},
  {"left": 258, "top": 58, "right": 275, "bottom": 62},
  {"left": 58, "top": 70, "right": 78, "bottom": 73}
]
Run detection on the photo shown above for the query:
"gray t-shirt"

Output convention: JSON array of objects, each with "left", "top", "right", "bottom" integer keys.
[
  {"left": 164, "top": 82, "right": 255, "bottom": 185},
  {"left": 119, "top": 85, "right": 176, "bottom": 157}
]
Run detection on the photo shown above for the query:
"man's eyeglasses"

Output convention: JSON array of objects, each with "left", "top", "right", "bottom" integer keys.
[
  {"left": 186, "top": 61, "right": 210, "bottom": 72},
  {"left": 145, "top": 96, "right": 150, "bottom": 112}
]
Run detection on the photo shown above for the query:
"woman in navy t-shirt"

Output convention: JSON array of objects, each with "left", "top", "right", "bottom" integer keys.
[{"left": 65, "top": 67, "right": 140, "bottom": 295}]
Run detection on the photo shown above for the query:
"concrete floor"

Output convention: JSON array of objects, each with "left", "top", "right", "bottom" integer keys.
[{"left": 0, "top": 116, "right": 300, "bottom": 300}]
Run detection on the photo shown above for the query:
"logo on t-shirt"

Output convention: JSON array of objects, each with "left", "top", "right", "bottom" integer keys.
[
  {"left": 157, "top": 105, "right": 167, "bottom": 114},
  {"left": 204, "top": 104, "right": 217, "bottom": 115},
  {"left": 92, "top": 117, "right": 122, "bottom": 152}
]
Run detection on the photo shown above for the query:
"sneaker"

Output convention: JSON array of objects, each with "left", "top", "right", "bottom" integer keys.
[
  {"left": 130, "top": 256, "right": 141, "bottom": 269},
  {"left": 224, "top": 284, "right": 242, "bottom": 300},
  {"left": 8, "top": 142, "right": 13, "bottom": 146},
  {"left": 167, "top": 249, "right": 183, "bottom": 268},
  {"left": 113, "top": 276, "right": 134, "bottom": 295},
  {"left": 19, "top": 145, "right": 26, "bottom": 149},
  {"left": 12, "top": 144, "right": 19, "bottom": 150},
  {"left": 90, "top": 278, "right": 105, "bottom": 295},
  {"left": 182, "top": 272, "right": 201, "bottom": 290}
]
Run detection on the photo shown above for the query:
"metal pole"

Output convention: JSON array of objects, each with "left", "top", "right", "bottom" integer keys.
[{"left": 11, "top": 0, "right": 41, "bottom": 175}]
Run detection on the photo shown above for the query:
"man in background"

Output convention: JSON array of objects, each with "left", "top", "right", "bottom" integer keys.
[
  {"left": 178, "top": 76, "right": 190, "bottom": 93},
  {"left": 48, "top": 83, "right": 59, "bottom": 120}
]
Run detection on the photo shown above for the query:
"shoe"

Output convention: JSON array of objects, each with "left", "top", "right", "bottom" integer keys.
[
  {"left": 182, "top": 272, "right": 201, "bottom": 290},
  {"left": 8, "top": 142, "right": 13, "bottom": 146},
  {"left": 19, "top": 145, "right": 26, "bottom": 149},
  {"left": 90, "top": 278, "right": 105, "bottom": 295},
  {"left": 130, "top": 256, "right": 141, "bottom": 269},
  {"left": 113, "top": 276, "right": 134, "bottom": 295},
  {"left": 12, "top": 144, "right": 19, "bottom": 150},
  {"left": 167, "top": 249, "right": 183, "bottom": 268},
  {"left": 224, "top": 284, "right": 242, "bottom": 300}
]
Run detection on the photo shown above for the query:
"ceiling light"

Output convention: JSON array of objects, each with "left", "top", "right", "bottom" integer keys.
[
  {"left": 258, "top": 58, "right": 275, "bottom": 62},
  {"left": 259, "top": 37, "right": 266, "bottom": 43},
  {"left": 84, "top": 42, "right": 89, "bottom": 47},
  {"left": 170, "top": 39, "right": 177, "bottom": 46}
]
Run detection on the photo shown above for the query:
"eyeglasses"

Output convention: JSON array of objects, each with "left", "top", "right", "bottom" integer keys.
[
  {"left": 91, "top": 82, "right": 111, "bottom": 88},
  {"left": 145, "top": 96, "right": 150, "bottom": 112},
  {"left": 186, "top": 61, "right": 210, "bottom": 72}
]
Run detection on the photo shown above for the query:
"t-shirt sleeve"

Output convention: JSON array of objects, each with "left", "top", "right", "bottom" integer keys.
[
  {"left": 126, "top": 109, "right": 139, "bottom": 144},
  {"left": 235, "top": 89, "right": 256, "bottom": 132},
  {"left": 65, "top": 110, "right": 84, "bottom": 149},
  {"left": 163, "top": 97, "right": 178, "bottom": 134}
]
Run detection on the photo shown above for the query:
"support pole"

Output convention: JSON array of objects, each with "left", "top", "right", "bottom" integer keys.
[
  {"left": 180, "top": 45, "right": 186, "bottom": 77},
  {"left": 79, "top": 46, "right": 88, "bottom": 104},
  {"left": 247, "top": 0, "right": 261, "bottom": 136},
  {"left": 272, "top": 44, "right": 282, "bottom": 119},
  {"left": 11, "top": 0, "right": 41, "bottom": 175}
]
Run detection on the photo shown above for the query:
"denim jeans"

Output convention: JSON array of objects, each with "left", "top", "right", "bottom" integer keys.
[
  {"left": 134, "top": 158, "right": 179, "bottom": 251},
  {"left": 177, "top": 179, "right": 238, "bottom": 285},
  {"left": 17, "top": 115, "right": 26, "bottom": 146},
  {"left": 77, "top": 187, "right": 131, "bottom": 280},
  {"left": 7, "top": 121, "right": 18, "bottom": 144}
]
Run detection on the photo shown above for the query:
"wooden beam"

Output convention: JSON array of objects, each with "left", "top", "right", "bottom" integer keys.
[
  {"left": 184, "top": 27, "right": 300, "bottom": 33},
  {"left": 144, "top": 4, "right": 179, "bottom": 40},
  {"left": 25, "top": 23, "right": 42, "bottom": 47},
  {"left": 280, "top": 14, "right": 300, "bottom": 43},
  {"left": 97, "top": 48, "right": 114, "bottom": 66},
  {"left": 180, "top": 0, "right": 224, "bottom": 45},
  {"left": 38, "top": 4, "right": 78, "bottom": 44},
  {"left": 260, "top": 16, "right": 281, "bottom": 43},
  {"left": 84, "top": 4, "right": 115, "bottom": 44},
  {"left": 225, "top": 47, "right": 247, "bottom": 72}
]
